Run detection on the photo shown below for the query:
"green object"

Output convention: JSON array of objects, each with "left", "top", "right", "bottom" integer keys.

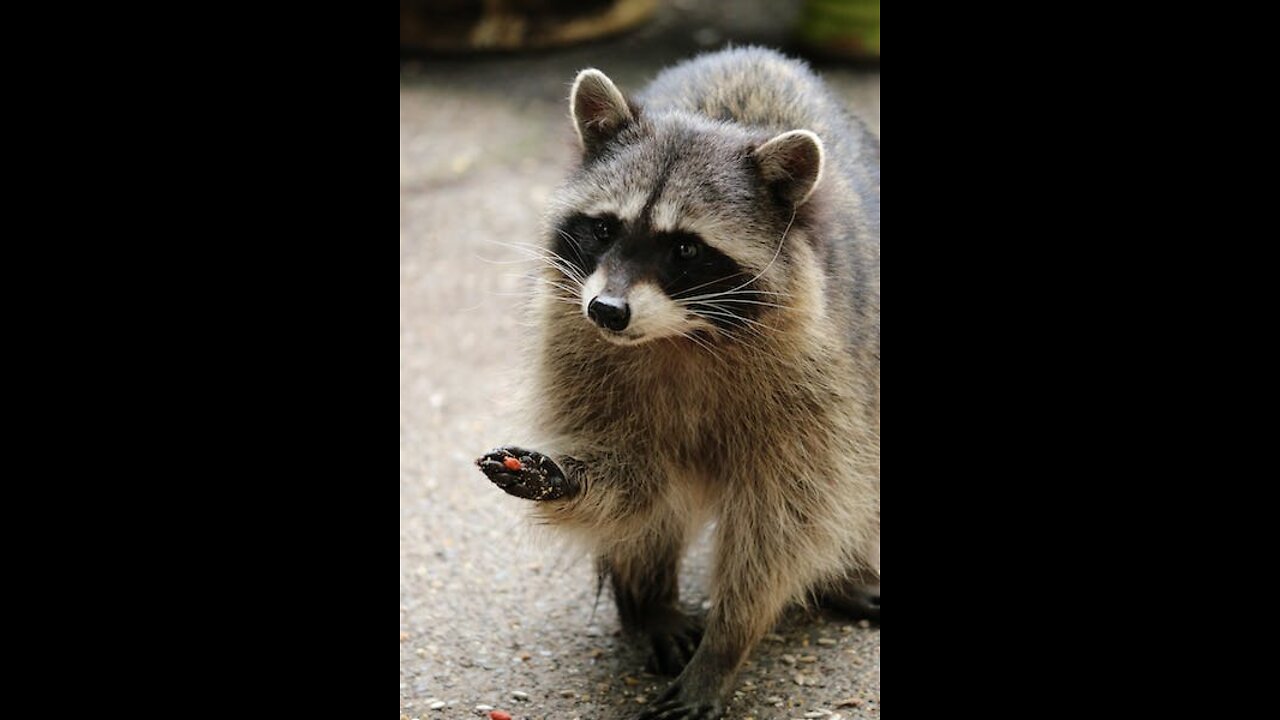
[{"left": 799, "top": 0, "right": 880, "bottom": 59}]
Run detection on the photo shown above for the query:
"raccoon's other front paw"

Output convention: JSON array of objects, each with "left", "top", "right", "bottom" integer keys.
[
  {"left": 475, "top": 446, "right": 572, "bottom": 501},
  {"left": 644, "top": 615, "right": 704, "bottom": 676}
]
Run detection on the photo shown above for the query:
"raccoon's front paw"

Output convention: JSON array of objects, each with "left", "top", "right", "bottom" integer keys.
[{"left": 476, "top": 446, "right": 571, "bottom": 501}]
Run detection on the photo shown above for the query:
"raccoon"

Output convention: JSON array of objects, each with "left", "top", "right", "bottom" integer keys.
[{"left": 477, "top": 47, "right": 879, "bottom": 719}]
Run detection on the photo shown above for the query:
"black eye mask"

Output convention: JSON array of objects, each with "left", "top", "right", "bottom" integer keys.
[{"left": 551, "top": 213, "right": 765, "bottom": 330}]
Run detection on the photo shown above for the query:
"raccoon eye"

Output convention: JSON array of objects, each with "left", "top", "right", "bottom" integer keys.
[
  {"left": 592, "top": 218, "right": 615, "bottom": 243},
  {"left": 675, "top": 241, "right": 700, "bottom": 261}
]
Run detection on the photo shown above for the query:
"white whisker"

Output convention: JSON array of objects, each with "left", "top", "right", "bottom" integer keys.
[{"left": 680, "top": 297, "right": 791, "bottom": 310}]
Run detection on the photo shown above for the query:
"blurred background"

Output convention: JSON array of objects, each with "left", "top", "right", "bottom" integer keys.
[{"left": 400, "top": 1, "right": 879, "bottom": 717}]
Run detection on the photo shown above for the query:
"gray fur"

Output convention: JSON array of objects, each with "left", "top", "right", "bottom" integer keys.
[{"left": 484, "top": 47, "right": 879, "bottom": 719}]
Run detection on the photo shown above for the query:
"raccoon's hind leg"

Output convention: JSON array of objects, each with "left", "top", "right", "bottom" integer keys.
[
  {"left": 476, "top": 446, "right": 583, "bottom": 501},
  {"left": 603, "top": 525, "right": 702, "bottom": 676}
]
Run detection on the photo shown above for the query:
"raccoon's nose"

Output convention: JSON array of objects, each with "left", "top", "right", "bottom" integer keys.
[{"left": 587, "top": 296, "right": 631, "bottom": 332}]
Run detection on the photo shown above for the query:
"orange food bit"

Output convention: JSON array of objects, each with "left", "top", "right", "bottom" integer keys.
[
  {"left": 502, "top": 457, "right": 522, "bottom": 471},
  {"left": 490, "top": 711, "right": 512, "bottom": 720}
]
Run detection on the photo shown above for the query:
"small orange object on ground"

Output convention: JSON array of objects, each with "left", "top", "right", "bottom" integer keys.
[
  {"left": 489, "top": 711, "right": 512, "bottom": 720},
  {"left": 502, "top": 457, "right": 522, "bottom": 471}
]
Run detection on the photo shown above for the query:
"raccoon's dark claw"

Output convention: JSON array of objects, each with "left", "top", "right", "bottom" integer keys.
[
  {"left": 475, "top": 446, "right": 571, "bottom": 501},
  {"left": 634, "top": 698, "right": 721, "bottom": 720},
  {"left": 645, "top": 616, "right": 704, "bottom": 676},
  {"left": 633, "top": 679, "right": 723, "bottom": 719}
]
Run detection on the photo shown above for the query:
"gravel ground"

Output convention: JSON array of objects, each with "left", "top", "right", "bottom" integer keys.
[{"left": 400, "top": 2, "right": 879, "bottom": 718}]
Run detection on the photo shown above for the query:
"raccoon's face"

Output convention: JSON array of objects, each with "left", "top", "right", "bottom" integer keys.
[
  {"left": 543, "top": 69, "right": 824, "bottom": 347},
  {"left": 551, "top": 210, "right": 735, "bottom": 344}
]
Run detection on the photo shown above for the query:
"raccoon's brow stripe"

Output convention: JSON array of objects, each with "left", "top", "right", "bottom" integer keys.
[{"left": 635, "top": 150, "right": 680, "bottom": 234}]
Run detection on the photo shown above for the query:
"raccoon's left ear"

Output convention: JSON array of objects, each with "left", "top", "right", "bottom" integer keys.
[
  {"left": 753, "top": 130, "right": 825, "bottom": 207},
  {"left": 570, "top": 69, "right": 635, "bottom": 156}
]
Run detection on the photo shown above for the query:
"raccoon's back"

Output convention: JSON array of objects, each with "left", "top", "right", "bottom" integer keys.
[{"left": 636, "top": 46, "right": 876, "bottom": 166}]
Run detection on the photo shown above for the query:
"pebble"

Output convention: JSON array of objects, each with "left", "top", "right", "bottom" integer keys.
[
  {"left": 511, "top": 690, "right": 530, "bottom": 701},
  {"left": 475, "top": 706, "right": 495, "bottom": 712},
  {"left": 804, "top": 712, "right": 831, "bottom": 718},
  {"left": 429, "top": 700, "right": 446, "bottom": 710},
  {"left": 799, "top": 655, "right": 818, "bottom": 663},
  {"left": 781, "top": 654, "right": 797, "bottom": 665},
  {"left": 450, "top": 152, "right": 475, "bottom": 175},
  {"left": 765, "top": 633, "right": 785, "bottom": 643},
  {"left": 559, "top": 689, "right": 576, "bottom": 698},
  {"left": 635, "top": 695, "right": 647, "bottom": 704},
  {"left": 836, "top": 697, "right": 864, "bottom": 708},
  {"left": 857, "top": 619, "right": 871, "bottom": 628},
  {"left": 794, "top": 674, "right": 807, "bottom": 685},
  {"left": 817, "top": 638, "right": 837, "bottom": 645},
  {"left": 766, "top": 696, "right": 784, "bottom": 705}
]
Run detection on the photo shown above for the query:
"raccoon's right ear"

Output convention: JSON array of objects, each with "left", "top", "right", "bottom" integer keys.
[
  {"left": 570, "top": 69, "right": 636, "bottom": 156},
  {"left": 753, "top": 129, "right": 826, "bottom": 207}
]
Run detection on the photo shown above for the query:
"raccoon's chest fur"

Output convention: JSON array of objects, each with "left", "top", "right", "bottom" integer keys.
[{"left": 538, "top": 319, "right": 848, "bottom": 476}]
